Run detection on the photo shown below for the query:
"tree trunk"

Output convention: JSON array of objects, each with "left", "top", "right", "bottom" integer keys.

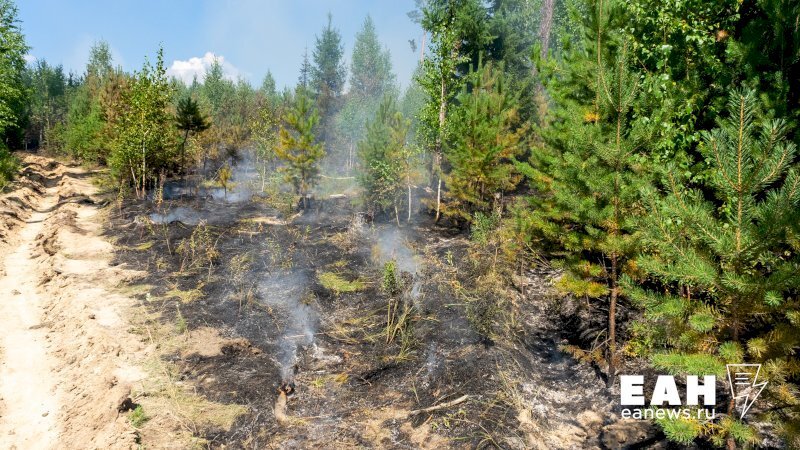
[
  {"left": 539, "top": 0, "right": 555, "bottom": 58},
  {"left": 435, "top": 176, "right": 442, "bottom": 223},
  {"left": 180, "top": 129, "right": 190, "bottom": 181},
  {"left": 726, "top": 326, "right": 741, "bottom": 450},
  {"left": 607, "top": 254, "right": 618, "bottom": 388},
  {"left": 407, "top": 179, "right": 412, "bottom": 223},
  {"left": 726, "top": 397, "right": 737, "bottom": 450},
  {"left": 141, "top": 139, "right": 147, "bottom": 199},
  {"left": 434, "top": 75, "right": 446, "bottom": 223}
]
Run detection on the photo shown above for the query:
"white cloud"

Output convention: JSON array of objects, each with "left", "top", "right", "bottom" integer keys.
[
  {"left": 166, "top": 52, "right": 240, "bottom": 84},
  {"left": 23, "top": 54, "right": 37, "bottom": 64}
]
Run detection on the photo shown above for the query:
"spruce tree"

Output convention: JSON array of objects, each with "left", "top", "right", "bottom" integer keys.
[
  {"left": 349, "top": 15, "right": 396, "bottom": 101},
  {"left": 626, "top": 89, "right": 800, "bottom": 447},
  {"left": 444, "top": 61, "right": 527, "bottom": 221},
  {"left": 260, "top": 71, "right": 277, "bottom": 99},
  {"left": 298, "top": 48, "right": 312, "bottom": 93},
  {"left": 336, "top": 15, "right": 398, "bottom": 173},
  {"left": 311, "top": 13, "right": 345, "bottom": 125},
  {"left": 276, "top": 89, "right": 325, "bottom": 209}
]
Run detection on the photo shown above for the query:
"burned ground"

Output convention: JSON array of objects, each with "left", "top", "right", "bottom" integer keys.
[{"left": 106, "top": 183, "right": 664, "bottom": 449}]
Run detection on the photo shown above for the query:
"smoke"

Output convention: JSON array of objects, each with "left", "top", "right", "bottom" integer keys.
[
  {"left": 149, "top": 206, "right": 204, "bottom": 225},
  {"left": 258, "top": 271, "right": 319, "bottom": 381},
  {"left": 373, "top": 227, "right": 418, "bottom": 274},
  {"left": 209, "top": 154, "right": 260, "bottom": 203},
  {"left": 372, "top": 226, "right": 425, "bottom": 307}
]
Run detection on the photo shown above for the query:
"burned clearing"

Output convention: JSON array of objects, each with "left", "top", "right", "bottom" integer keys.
[{"left": 102, "top": 173, "right": 660, "bottom": 449}]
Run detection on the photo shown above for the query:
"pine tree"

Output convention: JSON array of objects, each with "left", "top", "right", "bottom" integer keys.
[
  {"left": 357, "top": 97, "right": 419, "bottom": 223},
  {"left": 444, "top": 61, "right": 527, "bottom": 221},
  {"left": 626, "top": 89, "right": 800, "bottom": 447},
  {"left": 519, "top": 34, "right": 650, "bottom": 383},
  {"left": 276, "top": 89, "right": 325, "bottom": 209},
  {"left": 175, "top": 94, "right": 210, "bottom": 176},
  {"left": 196, "top": 59, "right": 254, "bottom": 172},
  {"left": 201, "top": 59, "right": 233, "bottom": 118},
  {"left": 62, "top": 83, "right": 106, "bottom": 162}
]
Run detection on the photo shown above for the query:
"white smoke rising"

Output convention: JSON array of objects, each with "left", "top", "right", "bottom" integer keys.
[
  {"left": 259, "top": 271, "right": 318, "bottom": 381},
  {"left": 167, "top": 52, "right": 241, "bottom": 84},
  {"left": 149, "top": 206, "right": 204, "bottom": 225},
  {"left": 373, "top": 227, "right": 424, "bottom": 307},
  {"left": 373, "top": 227, "right": 419, "bottom": 274}
]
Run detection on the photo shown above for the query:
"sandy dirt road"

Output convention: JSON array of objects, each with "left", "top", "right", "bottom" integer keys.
[
  {"left": 0, "top": 180, "right": 60, "bottom": 447},
  {"left": 0, "top": 155, "right": 143, "bottom": 449}
]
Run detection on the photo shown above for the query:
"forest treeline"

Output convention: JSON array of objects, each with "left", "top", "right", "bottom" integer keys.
[{"left": 1, "top": 0, "right": 800, "bottom": 447}]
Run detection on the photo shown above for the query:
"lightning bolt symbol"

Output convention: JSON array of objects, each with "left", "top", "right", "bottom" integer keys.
[{"left": 727, "top": 364, "right": 768, "bottom": 419}]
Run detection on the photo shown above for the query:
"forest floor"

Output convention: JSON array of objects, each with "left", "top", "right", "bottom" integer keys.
[{"left": 0, "top": 154, "right": 666, "bottom": 449}]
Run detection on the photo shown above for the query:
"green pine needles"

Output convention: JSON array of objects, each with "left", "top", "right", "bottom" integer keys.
[
  {"left": 628, "top": 89, "right": 800, "bottom": 446},
  {"left": 523, "top": 39, "right": 650, "bottom": 383},
  {"left": 276, "top": 89, "right": 326, "bottom": 208},
  {"left": 444, "top": 61, "right": 528, "bottom": 221}
]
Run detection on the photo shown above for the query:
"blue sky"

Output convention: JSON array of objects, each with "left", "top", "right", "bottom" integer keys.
[{"left": 18, "top": 0, "right": 424, "bottom": 90}]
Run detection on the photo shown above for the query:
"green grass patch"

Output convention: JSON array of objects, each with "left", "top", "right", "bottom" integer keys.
[
  {"left": 129, "top": 405, "right": 149, "bottom": 428},
  {"left": 134, "top": 240, "right": 155, "bottom": 251},
  {"left": 166, "top": 287, "right": 204, "bottom": 303},
  {"left": 318, "top": 271, "right": 365, "bottom": 295}
]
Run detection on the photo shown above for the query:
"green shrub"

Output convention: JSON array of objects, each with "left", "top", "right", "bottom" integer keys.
[
  {"left": 0, "top": 147, "right": 18, "bottom": 191},
  {"left": 381, "top": 260, "right": 401, "bottom": 296},
  {"left": 129, "top": 405, "right": 148, "bottom": 428},
  {"left": 470, "top": 211, "right": 499, "bottom": 245}
]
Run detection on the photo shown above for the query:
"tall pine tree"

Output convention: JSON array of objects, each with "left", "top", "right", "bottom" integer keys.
[{"left": 518, "top": 29, "right": 650, "bottom": 384}]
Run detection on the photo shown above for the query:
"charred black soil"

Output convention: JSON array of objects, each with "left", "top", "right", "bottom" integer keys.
[{"left": 107, "top": 188, "right": 660, "bottom": 449}]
